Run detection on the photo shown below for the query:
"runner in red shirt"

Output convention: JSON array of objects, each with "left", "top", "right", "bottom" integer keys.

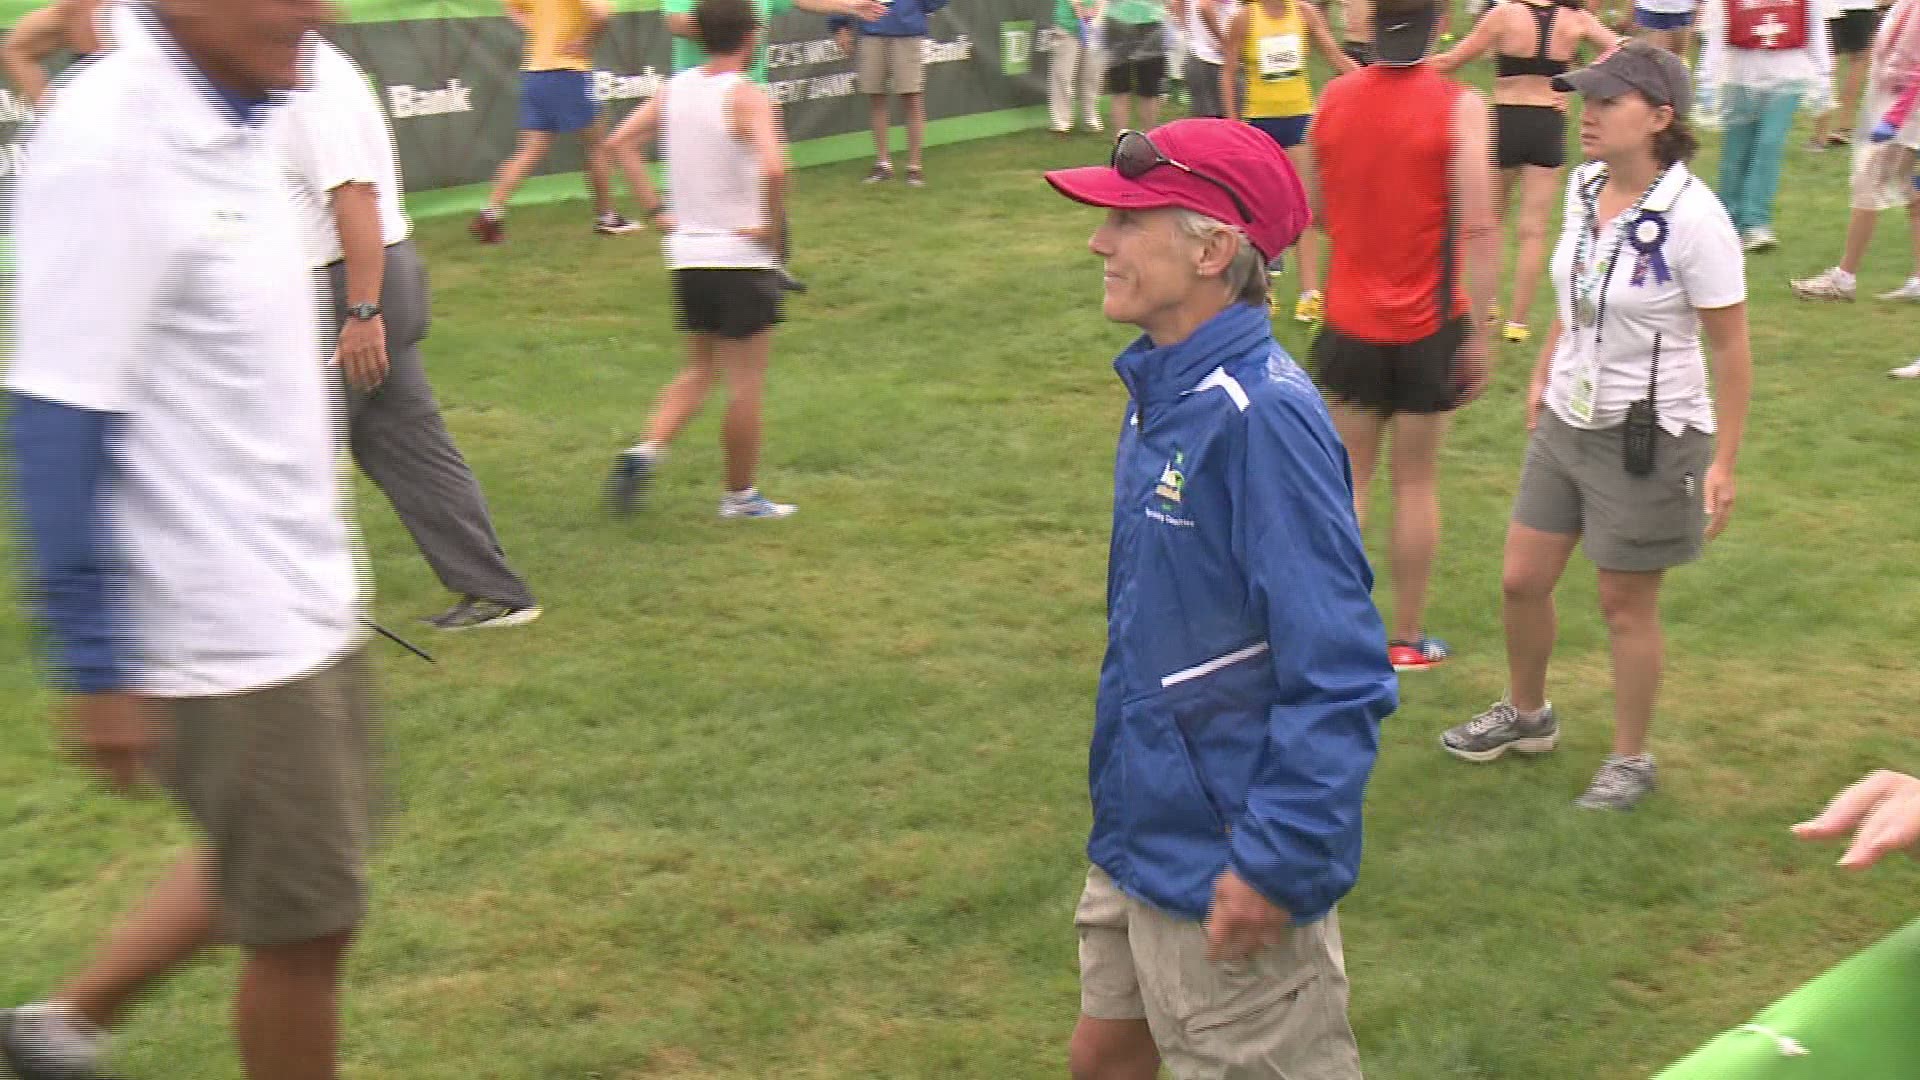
[{"left": 1309, "top": 0, "right": 1499, "bottom": 673}]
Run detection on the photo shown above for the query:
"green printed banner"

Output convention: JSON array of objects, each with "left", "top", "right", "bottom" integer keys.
[{"left": 0, "top": 0, "right": 1060, "bottom": 221}]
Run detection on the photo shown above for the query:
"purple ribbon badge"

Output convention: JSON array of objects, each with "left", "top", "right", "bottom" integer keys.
[{"left": 1627, "top": 211, "right": 1673, "bottom": 287}]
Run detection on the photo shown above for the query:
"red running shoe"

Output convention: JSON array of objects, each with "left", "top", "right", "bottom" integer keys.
[{"left": 1387, "top": 636, "right": 1450, "bottom": 672}]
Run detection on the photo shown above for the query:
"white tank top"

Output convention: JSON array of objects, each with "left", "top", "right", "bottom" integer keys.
[
  {"left": 663, "top": 66, "right": 774, "bottom": 270},
  {"left": 1188, "top": 0, "right": 1236, "bottom": 65}
]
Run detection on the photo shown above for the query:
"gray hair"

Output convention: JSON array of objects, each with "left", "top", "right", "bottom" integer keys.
[{"left": 1173, "top": 209, "right": 1270, "bottom": 307}]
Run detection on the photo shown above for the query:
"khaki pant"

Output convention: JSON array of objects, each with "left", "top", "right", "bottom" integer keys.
[
  {"left": 1047, "top": 27, "right": 1104, "bottom": 132},
  {"left": 1076, "top": 866, "right": 1364, "bottom": 1080},
  {"left": 157, "top": 649, "right": 381, "bottom": 947},
  {"left": 856, "top": 34, "right": 927, "bottom": 96}
]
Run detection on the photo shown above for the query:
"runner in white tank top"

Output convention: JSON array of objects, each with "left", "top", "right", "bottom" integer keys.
[{"left": 603, "top": 0, "right": 800, "bottom": 520}]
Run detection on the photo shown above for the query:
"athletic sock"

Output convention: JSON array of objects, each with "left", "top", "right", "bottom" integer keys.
[
  {"left": 482, "top": 206, "right": 504, "bottom": 221},
  {"left": 10, "top": 1002, "right": 107, "bottom": 1072},
  {"left": 1832, "top": 267, "right": 1858, "bottom": 288},
  {"left": 627, "top": 441, "right": 664, "bottom": 460},
  {"left": 724, "top": 486, "right": 758, "bottom": 503}
]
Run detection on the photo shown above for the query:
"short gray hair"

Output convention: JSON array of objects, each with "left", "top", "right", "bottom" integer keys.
[{"left": 1173, "top": 209, "right": 1270, "bottom": 307}]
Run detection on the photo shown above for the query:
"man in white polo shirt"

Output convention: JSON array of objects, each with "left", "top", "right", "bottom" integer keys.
[
  {"left": 279, "top": 36, "right": 542, "bottom": 633},
  {"left": 1, "top": 0, "right": 377, "bottom": 1076}
]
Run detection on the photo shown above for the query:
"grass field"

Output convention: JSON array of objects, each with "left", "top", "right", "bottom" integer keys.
[{"left": 6, "top": 96, "right": 1920, "bottom": 1079}]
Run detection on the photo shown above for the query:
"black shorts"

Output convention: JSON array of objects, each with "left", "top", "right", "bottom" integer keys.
[
  {"left": 1312, "top": 318, "right": 1468, "bottom": 417},
  {"left": 1107, "top": 54, "right": 1167, "bottom": 97},
  {"left": 1832, "top": 7, "right": 1881, "bottom": 54},
  {"left": 671, "top": 268, "right": 783, "bottom": 339},
  {"left": 1495, "top": 103, "right": 1567, "bottom": 170}
]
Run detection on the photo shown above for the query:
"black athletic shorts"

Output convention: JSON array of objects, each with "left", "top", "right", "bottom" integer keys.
[
  {"left": 1496, "top": 103, "right": 1567, "bottom": 169},
  {"left": 671, "top": 268, "right": 783, "bottom": 339},
  {"left": 1832, "top": 7, "right": 1881, "bottom": 54},
  {"left": 1312, "top": 317, "right": 1469, "bottom": 417},
  {"left": 1107, "top": 54, "right": 1168, "bottom": 97}
]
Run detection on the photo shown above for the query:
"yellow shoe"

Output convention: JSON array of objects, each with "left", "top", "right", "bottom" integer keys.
[
  {"left": 1502, "top": 321, "right": 1531, "bottom": 344},
  {"left": 1294, "top": 290, "right": 1324, "bottom": 325}
]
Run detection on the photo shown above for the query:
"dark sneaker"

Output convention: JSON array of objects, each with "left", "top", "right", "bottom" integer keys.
[
  {"left": 468, "top": 211, "right": 504, "bottom": 244},
  {"left": 1575, "top": 755, "right": 1657, "bottom": 811},
  {"left": 2, "top": 1006, "right": 115, "bottom": 1080},
  {"left": 1441, "top": 700, "right": 1559, "bottom": 762},
  {"left": 606, "top": 448, "right": 655, "bottom": 515},
  {"left": 775, "top": 266, "right": 809, "bottom": 294},
  {"left": 594, "top": 213, "right": 641, "bottom": 235},
  {"left": 862, "top": 163, "right": 893, "bottom": 184},
  {"left": 904, "top": 167, "right": 925, "bottom": 188},
  {"left": 422, "top": 598, "right": 541, "bottom": 632}
]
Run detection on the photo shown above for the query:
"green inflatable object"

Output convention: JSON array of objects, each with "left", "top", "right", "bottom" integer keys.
[{"left": 1658, "top": 919, "right": 1920, "bottom": 1078}]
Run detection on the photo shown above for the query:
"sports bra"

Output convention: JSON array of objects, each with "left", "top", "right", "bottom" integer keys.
[{"left": 1495, "top": 2, "right": 1568, "bottom": 78}]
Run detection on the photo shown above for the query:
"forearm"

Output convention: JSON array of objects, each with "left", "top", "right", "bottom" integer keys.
[
  {"left": 764, "top": 170, "right": 789, "bottom": 260},
  {"left": 330, "top": 183, "right": 385, "bottom": 307},
  {"left": 7, "top": 393, "right": 132, "bottom": 693},
  {"left": 2, "top": 50, "right": 48, "bottom": 104},
  {"left": 1711, "top": 345, "right": 1751, "bottom": 470}
]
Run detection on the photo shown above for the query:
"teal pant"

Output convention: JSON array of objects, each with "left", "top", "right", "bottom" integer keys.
[{"left": 1718, "top": 86, "right": 1803, "bottom": 231}]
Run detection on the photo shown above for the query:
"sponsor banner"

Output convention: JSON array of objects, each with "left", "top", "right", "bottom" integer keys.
[{"left": 0, "top": 0, "right": 1051, "bottom": 219}]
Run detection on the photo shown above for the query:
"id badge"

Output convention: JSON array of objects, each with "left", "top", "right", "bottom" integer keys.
[
  {"left": 1569, "top": 360, "right": 1598, "bottom": 424},
  {"left": 1257, "top": 33, "right": 1303, "bottom": 81}
]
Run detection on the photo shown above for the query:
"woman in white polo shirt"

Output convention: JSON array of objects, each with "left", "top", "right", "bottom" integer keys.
[{"left": 1441, "top": 42, "right": 1753, "bottom": 811}]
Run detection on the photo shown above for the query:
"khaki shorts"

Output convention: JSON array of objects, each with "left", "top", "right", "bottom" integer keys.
[
  {"left": 156, "top": 649, "right": 381, "bottom": 948},
  {"left": 857, "top": 34, "right": 927, "bottom": 95},
  {"left": 1514, "top": 409, "right": 1712, "bottom": 573},
  {"left": 1075, "top": 866, "right": 1363, "bottom": 1080}
]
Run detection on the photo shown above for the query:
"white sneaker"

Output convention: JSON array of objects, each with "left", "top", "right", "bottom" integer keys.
[
  {"left": 1876, "top": 277, "right": 1920, "bottom": 301},
  {"left": 719, "top": 492, "right": 797, "bottom": 519},
  {"left": 1085, "top": 117, "right": 1104, "bottom": 133},
  {"left": 1742, "top": 227, "right": 1779, "bottom": 252},
  {"left": 1889, "top": 359, "right": 1920, "bottom": 379},
  {"left": 1790, "top": 267, "right": 1857, "bottom": 301}
]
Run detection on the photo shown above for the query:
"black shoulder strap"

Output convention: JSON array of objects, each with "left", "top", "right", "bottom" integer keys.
[{"left": 1535, "top": 3, "right": 1559, "bottom": 61}]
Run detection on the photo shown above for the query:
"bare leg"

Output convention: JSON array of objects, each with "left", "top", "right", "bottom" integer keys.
[
  {"left": 1383, "top": 412, "right": 1450, "bottom": 643},
  {"left": 645, "top": 335, "right": 720, "bottom": 448},
  {"left": 579, "top": 117, "right": 616, "bottom": 218},
  {"left": 1328, "top": 402, "right": 1387, "bottom": 530},
  {"left": 1139, "top": 93, "right": 1160, "bottom": 129},
  {"left": 1596, "top": 568, "right": 1665, "bottom": 758},
  {"left": 1283, "top": 141, "right": 1323, "bottom": 295},
  {"left": 1508, "top": 164, "right": 1562, "bottom": 326},
  {"left": 713, "top": 330, "right": 775, "bottom": 492},
  {"left": 1502, "top": 523, "right": 1581, "bottom": 714},
  {"left": 1068, "top": 1016, "right": 1161, "bottom": 1080},
  {"left": 58, "top": 850, "right": 220, "bottom": 1030},
  {"left": 1840, "top": 49, "right": 1870, "bottom": 134},
  {"left": 1112, "top": 92, "right": 1133, "bottom": 132},
  {"left": 904, "top": 92, "right": 927, "bottom": 171},
  {"left": 1839, "top": 205, "right": 1882, "bottom": 275},
  {"left": 868, "top": 94, "right": 892, "bottom": 166},
  {"left": 486, "top": 131, "right": 553, "bottom": 211},
  {"left": 234, "top": 931, "right": 355, "bottom": 1080},
  {"left": 1907, "top": 194, "right": 1920, "bottom": 277},
  {"left": 606, "top": 108, "right": 662, "bottom": 209}
]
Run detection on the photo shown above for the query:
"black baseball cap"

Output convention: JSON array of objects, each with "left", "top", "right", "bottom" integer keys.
[
  {"left": 1372, "top": 0, "right": 1440, "bottom": 67},
  {"left": 1552, "top": 39, "right": 1693, "bottom": 116}
]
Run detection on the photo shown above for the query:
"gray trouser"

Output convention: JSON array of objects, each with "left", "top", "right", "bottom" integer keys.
[
  {"left": 324, "top": 240, "right": 536, "bottom": 609},
  {"left": 1184, "top": 56, "right": 1224, "bottom": 118}
]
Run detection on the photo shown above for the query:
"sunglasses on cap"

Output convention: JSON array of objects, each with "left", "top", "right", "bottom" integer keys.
[{"left": 1109, "top": 129, "right": 1256, "bottom": 225}]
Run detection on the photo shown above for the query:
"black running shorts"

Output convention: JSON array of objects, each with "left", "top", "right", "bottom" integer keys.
[
  {"left": 1312, "top": 318, "right": 1469, "bottom": 417},
  {"left": 1495, "top": 103, "right": 1567, "bottom": 170},
  {"left": 671, "top": 268, "right": 784, "bottom": 339}
]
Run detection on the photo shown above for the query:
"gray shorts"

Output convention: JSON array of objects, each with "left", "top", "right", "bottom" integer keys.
[
  {"left": 1075, "top": 866, "right": 1362, "bottom": 1079},
  {"left": 1514, "top": 409, "right": 1712, "bottom": 573}
]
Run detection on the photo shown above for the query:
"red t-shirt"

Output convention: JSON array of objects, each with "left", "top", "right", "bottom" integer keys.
[{"left": 1312, "top": 63, "right": 1471, "bottom": 345}]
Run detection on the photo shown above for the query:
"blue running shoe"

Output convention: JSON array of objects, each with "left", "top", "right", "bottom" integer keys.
[{"left": 719, "top": 492, "right": 796, "bottom": 519}]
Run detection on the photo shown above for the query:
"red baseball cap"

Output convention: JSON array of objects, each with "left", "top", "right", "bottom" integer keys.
[{"left": 1044, "top": 119, "right": 1311, "bottom": 263}]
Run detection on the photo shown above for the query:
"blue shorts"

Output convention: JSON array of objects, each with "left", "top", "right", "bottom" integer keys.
[
  {"left": 520, "top": 69, "right": 596, "bottom": 133},
  {"left": 1634, "top": 6, "right": 1696, "bottom": 30},
  {"left": 1248, "top": 114, "right": 1311, "bottom": 150}
]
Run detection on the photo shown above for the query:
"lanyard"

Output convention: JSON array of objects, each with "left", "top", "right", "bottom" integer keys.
[{"left": 1569, "top": 164, "right": 1677, "bottom": 349}]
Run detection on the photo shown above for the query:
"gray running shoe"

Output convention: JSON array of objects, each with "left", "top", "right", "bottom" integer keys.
[
  {"left": 1441, "top": 700, "right": 1559, "bottom": 762},
  {"left": 1575, "top": 755, "right": 1657, "bottom": 811},
  {"left": 422, "top": 598, "right": 541, "bottom": 632}
]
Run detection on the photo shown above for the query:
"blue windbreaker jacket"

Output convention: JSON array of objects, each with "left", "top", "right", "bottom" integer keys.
[{"left": 1088, "top": 302, "right": 1398, "bottom": 926}]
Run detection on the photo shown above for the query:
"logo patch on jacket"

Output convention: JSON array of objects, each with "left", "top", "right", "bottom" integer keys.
[{"left": 1155, "top": 452, "right": 1186, "bottom": 510}]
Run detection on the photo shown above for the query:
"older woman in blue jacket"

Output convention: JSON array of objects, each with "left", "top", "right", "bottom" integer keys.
[{"left": 1045, "top": 119, "right": 1397, "bottom": 1080}]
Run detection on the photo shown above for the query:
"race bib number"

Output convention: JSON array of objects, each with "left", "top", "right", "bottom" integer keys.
[{"left": 1257, "top": 33, "right": 1303, "bottom": 81}]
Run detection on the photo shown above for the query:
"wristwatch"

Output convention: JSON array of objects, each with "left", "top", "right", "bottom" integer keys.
[{"left": 346, "top": 302, "right": 382, "bottom": 321}]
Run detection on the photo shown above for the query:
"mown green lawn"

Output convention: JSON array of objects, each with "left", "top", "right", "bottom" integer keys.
[{"left": 5, "top": 97, "right": 1920, "bottom": 1079}]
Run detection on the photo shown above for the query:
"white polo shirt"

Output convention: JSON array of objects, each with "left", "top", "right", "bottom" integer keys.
[
  {"left": 1546, "top": 161, "right": 1745, "bottom": 437},
  {"left": 6, "top": 9, "right": 363, "bottom": 698},
  {"left": 273, "top": 37, "right": 411, "bottom": 269}
]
